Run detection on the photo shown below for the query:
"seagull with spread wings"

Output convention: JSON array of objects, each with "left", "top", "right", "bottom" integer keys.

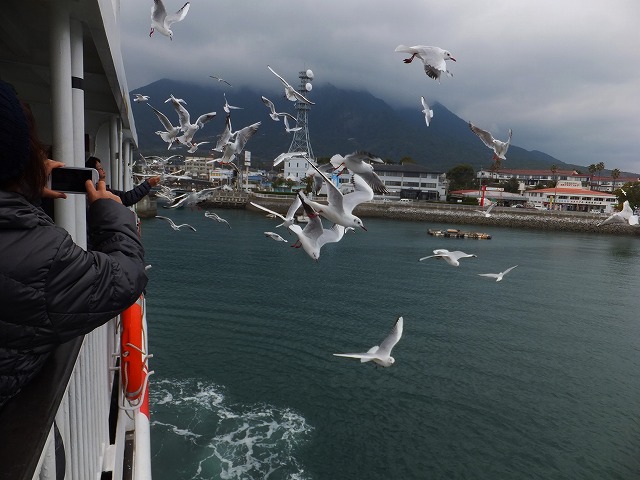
[
  {"left": 334, "top": 316, "right": 404, "bottom": 368},
  {"left": 395, "top": 45, "right": 456, "bottom": 81},
  {"left": 469, "top": 122, "right": 513, "bottom": 161},
  {"left": 419, "top": 249, "right": 477, "bottom": 267},
  {"left": 267, "top": 66, "right": 315, "bottom": 105},
  {"left": 150, "top": 0, "right": 190, "bottom": 40},
  {"left": 155, "top": 215, "right": 196, "bottom": 231},
  {"left": 478, "top": 265, "right": 518, "bottom": 282}
]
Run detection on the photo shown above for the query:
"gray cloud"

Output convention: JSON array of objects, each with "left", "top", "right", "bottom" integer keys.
[{"left": 120, "top": 0, "right": 640, "bottom": 172}]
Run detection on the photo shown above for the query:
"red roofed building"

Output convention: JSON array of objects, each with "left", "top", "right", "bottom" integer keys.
[{"left": 524, "top": 181, "right": 618, "bottom": 213}]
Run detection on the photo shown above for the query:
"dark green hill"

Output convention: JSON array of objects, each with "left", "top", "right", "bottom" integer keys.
[{"left": 131, "top": 79, "right": 585, "bottom": 172}]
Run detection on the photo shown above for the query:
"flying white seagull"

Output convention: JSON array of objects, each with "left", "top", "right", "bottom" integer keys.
[
  {"left": 329, "top": 151, "right": 388, "bottom": 195},
  {"left": 420, "top": 96, "right": 433, "bottom": 126},
  {"left": 478, "top": 265, "right": 518, "bottom": 282},
  {"left": 186, "top": 141, "right": 210, "bottom": 153},
  {"left": 469, "top": 122, "right": 513, "bottom": 161},
  {"left": 264, "top": 232, "right": 288, "bottom": 243},
  {"left": 334, "top": 316, "right": 404, "bottom": 368},
  {"left": 222, "top": 93, "right": 243, "bottom": 114},
  {"left": 210, "top": 75, "right": 232, "bottom": 87},
  {"left": 419, "top": 249, "right": 477, "bottom": 267},
  {"left": 301, "top": 164, "right": 373, "bottom": 230},
  {"left": 475, "top": 203, "right": 496, "bottom": 218},
  {"left": 218, "top": 121, "right": 261, "bottom": 163},
  {"left": 261, "top": 96, "right": 297, "bottom": 122},
  {"left": 148, "top": 104, "right": 181, "bottom": 149},
  {"left": 133, "top": 93, "right": 150, "bottom": 103},
  {"left": 283, "top": 116, "right": 301, "bottom": 133},
  {"left": 166, "top": 94, "right": 216, "bottom": 145},
  {"left": 288, "top": 193, "right": 354, "bottom": 261},
  {"left": 205, "top": 211, "right": 231, "bottom": 228},
  {"left": 267, "top": 66, "right": 315, "bottom": 105},
  {"left": 150, "top": 0, "right": 190, "bottom": 40},
  {"left": 155, "top": 215, "right": 196, "bottom": 231},
  {"left": 395, "top": 45, "right": 456, "bottom": 81},
  {"left": 250, "top": 195, "right": 302, "bottom": 229}
]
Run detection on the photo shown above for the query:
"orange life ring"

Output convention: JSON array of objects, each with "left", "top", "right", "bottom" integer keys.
[{"left": 120, "top": 295, "right": 147, "bottom": 402}]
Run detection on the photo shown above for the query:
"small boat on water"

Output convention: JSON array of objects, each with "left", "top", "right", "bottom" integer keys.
[{"left": 428, "top": 228, "right": 492, "bottom": 239}]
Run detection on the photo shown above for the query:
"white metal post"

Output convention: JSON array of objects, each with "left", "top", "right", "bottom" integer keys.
[
  {"left": 50, "top": 0, "right": 76, "bottom": 240},
  {"left": 71, "top": 18, "right": 87, "bottom": 249}
]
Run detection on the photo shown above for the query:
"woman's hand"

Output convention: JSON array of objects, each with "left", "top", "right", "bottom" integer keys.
[{"left": 42, "top": 159, "right": 67, "bottom": 199}]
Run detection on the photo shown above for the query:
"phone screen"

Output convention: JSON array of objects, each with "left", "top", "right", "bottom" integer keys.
[{"left": 50, "top": 168, "right": 97, "bottom": 193}]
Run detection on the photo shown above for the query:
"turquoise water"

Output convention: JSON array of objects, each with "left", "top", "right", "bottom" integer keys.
[{"left": 142, "top": 207, "right": 640, "bottom": 479}]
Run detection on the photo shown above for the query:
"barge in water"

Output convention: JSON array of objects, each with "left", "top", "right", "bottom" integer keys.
[{"left": 428, "top": 228, "right": 492, "bottom": 239}]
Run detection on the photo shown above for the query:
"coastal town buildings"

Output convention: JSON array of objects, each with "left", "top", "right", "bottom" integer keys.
[{"left": 524, "top": 181, "right": 618, "bottom": 212}]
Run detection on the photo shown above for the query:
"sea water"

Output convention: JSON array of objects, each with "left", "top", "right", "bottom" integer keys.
[{"left": 142, "top": 207, "right": 640, "bottom": 479}]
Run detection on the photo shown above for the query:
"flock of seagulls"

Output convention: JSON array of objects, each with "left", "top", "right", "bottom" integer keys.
[
  {"left": 394, "top": 43, "right": 513, "bottom": 165},
  {"left": 139, "top": 3, "right": 637, "bottom": 373}
]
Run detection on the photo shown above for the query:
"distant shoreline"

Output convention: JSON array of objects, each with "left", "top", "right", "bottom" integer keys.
[{"left": 246, "top": 195, "right": 640, "bottom": 236}]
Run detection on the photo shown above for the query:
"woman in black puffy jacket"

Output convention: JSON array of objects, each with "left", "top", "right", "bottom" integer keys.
[{"left": 0, "top": 81, "right": 148, "bottom": 408}]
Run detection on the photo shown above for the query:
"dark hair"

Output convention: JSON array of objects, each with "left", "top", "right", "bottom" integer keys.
[
  {"left": 85, "top": 156, "right": 101, "bottom": 169},
  {"left": 15, "top": 102, "right": 47, "bottom": 200}
]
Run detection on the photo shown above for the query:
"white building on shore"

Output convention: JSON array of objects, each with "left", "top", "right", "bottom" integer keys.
[{"left": 524, "top": 181, "right": 618, "bottom": 212}]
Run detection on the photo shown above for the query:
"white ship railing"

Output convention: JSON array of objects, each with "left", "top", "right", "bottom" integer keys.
[{"left": 0, "top": 300, "right": 152, "bottom": 480}]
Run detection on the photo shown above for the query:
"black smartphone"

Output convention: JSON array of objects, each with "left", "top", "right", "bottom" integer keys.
[{"left": 47, "top": 167, "right": 99, "bottom": 193}]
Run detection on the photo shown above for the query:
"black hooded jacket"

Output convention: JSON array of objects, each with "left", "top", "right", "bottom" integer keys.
[{"left": 0, "top": 191, "right": 148, "bottom": 408}]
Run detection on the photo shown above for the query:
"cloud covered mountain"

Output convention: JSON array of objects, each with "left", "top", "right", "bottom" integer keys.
[{"left": 131, "top": 79, "right": 588, "bottom": 173}]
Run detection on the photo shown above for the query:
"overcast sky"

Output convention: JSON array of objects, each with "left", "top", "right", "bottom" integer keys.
[{"left": 119, "top": 0, "right": 640, "bottom": 173}]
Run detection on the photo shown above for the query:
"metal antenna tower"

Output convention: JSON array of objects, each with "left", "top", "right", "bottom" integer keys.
[{"left": 287, "top": 69, "right": 315, "bottom": 160}]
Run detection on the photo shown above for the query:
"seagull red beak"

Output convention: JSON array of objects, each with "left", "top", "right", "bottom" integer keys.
[
  {"left": 450, "top": 57, "right": 457, "bottom": 62},
  {"left": 361, "top": 225, "right": 368, "bottom": 232}
]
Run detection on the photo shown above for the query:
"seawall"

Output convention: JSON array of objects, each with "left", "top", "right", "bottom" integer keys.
[{"left": 247, "top": 195, "right": 640, "bottom": 236}]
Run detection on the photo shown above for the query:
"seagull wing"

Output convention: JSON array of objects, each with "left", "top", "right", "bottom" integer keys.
[
  {"left": 250, "top": 202, "right": 285, "bottom": 221},
  {"left": 148, "top": 104, "right": 175, "bottom": 131},
  {"left": 308, "top": 162, "right": 344, "bottom": 211},
  {"left": 164, "top": 1, "right": 190, "bottom": 26},
  {"left": 469, "top": 122, "right": 497, "bottom": 149},
  {"left": 284, "top": 195, "right": 302, "bottom": 220},
  {"left": 151, "top": 0, "right": 167, "bottom": 24},
  {"left": 502, "top": 265, "right": 518, "bottom": 276},
  {"left": 195, "top": 112, "right": 217, "bottom": 128},
  {"left": 317, "top": 224, "right": 347, "bottom": 248},
  {"left": 378, "top": 316, "right": 403, "bottom": 355},
  {"left": 478, "top": 273, "right": 500, "bottom": 279},
  {"left": 168, "top": 97, "right": 191, "bottom": 129},
  {"left": 234, "top": 122, "right": 261, "bottom": 152},
  {"left": 342, "top": 174, "right": 374, "bottom": 214},
  {"left": 267, "top": 65, "right": 290, "bottom": 89}
]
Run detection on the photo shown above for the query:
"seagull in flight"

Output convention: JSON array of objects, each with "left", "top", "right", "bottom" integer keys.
[
  {"left": 218, "top": 121, "right": 261, "bottom": 163},
  {"left": 155, "top": 215, "right": 196, "bottom": 231},
  {"left": 469, "top": 122, "right": 513, "bottom": 161},
  {"left": 395, "top": 45, "right": 456, "bottom": 81},
  {"left": 148, "top": 104, "right": 181, "bottom": 149},
  {"left": 264, "top": 232, "right": 288, "bottom": 242},
  {"left": 261, "top": 96, "right": 298, "bottom": 121},
  {"left": 150, "top": 0, "right": 190, "bottom": 40},
  {"left": 475, "top": 203, "right": 496, "bottom": 218},
  {"left": 267, "top": 66, "right": 315, "bottom": 105},
  {"left": 420, "top": 96, "right": 433, "bottom": 126},
  {"left": 133, "top": 93, "right": 150, "bottom": 103},
  {"left": 301, "top": 164, "right": 373, "bottom": 230},
  {"left": 478, "top": 265, "right": 518, "bottom": 282},
  {"left": 250, "top": 195, "right": 302, "bottom": 229},
  {"left": 419, "top": 249, "right": 477, "bottom": 267},
  {"left": 329, "top": 151, "right": 388, "bottom": 195},
  {"left": 166, "top": 94, "right": 217, "bottom": 145},
  {"left": 210, "top": 75, "right": 232, "bottom": 87},
  {"left": 205, "top": 211, "right": 231, "bottom": 228},
  {"left": 186, "top": 141, "right": 210, "bottom": 153},
  {"left": 222, "top": 93, "right": 243, "bottom": 114},
  {"left": 288, "top": 193, "right": 354, "bottom": 261},
  {"left": 283, "top": 116, "right": 301, "bottom": 133},
  {"left": 334, "top": 316, "right": 404, "bottom": 368}
]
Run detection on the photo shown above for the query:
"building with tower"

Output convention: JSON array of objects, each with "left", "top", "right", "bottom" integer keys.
[{"left": 283, "top": 69, "right": 315, "bottom": 182}]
